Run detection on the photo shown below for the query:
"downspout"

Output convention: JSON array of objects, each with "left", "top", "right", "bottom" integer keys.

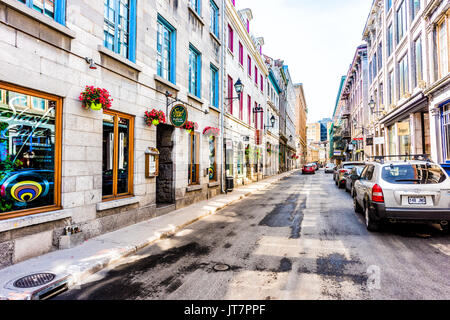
[{"left": 220, "top": 0, "right": 226, "bottom": 193}]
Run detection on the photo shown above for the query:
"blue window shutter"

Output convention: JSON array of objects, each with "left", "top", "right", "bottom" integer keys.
[
  {"left": 214, "top": 68, "right": 219, "bottom": 107},
  {"left": 55, "top": 0, "right": 66, "bottom": 25},
  {"left": 129, "top": 0, "right": 137, "bottom": 63},
  {"left": 171, "top": 28, "right": 177, "bottom": 84},
  {"left": 197, "top": 52, "right": 202, "bottom": 98}
]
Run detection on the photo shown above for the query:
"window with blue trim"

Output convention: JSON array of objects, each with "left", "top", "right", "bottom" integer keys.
[
  {"left": 442, "top": 104, "right": 450, "bottom": 162},
  {"left": 210, "top": 64, "right": 219, "bottom": 108},
  {"left": 157, "top": 15, "right": 176, "bottom": 84},
  {"left": 189, "top": 0, "right": 201, "bottom": 15},
  {"left": 210, "top": 1, "right": 219, "bottom": 38},
  {"left": 189, "top": 45, "right": 202, "bottom": 98},
  {"left": 103, "top": 0, "right": 137, "bottom": 62},
  {"left": 17, "top": 0, "right": 66, "bottom": 25}
]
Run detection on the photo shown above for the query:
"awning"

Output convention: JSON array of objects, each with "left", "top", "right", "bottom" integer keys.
[{"left": 381, "top": 93, "right": 428, "bottom": 127}]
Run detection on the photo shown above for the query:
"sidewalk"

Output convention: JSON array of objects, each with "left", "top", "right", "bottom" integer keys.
[{"left": 0, "top": 170, "right": 298, "bottom": 300}]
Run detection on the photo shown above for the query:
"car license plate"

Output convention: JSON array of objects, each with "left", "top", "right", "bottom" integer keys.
[{"left": 408, "top": 197, "right": 426, "bottom": 205}]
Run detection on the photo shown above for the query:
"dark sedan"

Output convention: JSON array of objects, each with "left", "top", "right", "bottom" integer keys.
[{"left": 344, "top": 166, "right": 365, "bottom": 195}]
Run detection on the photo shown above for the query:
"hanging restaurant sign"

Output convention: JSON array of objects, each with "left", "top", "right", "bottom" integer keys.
[{"left": 169, "top": 104, "right": 188, "bottom": 128}]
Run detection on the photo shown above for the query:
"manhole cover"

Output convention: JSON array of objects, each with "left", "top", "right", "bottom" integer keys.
[
  {"left": 213, "top": 264, "right": 230, "bottom": 272},
  {"left": 13, "top": 273, "right": 56, "bottom": 288}
]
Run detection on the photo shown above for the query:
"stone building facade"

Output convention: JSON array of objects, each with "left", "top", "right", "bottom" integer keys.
[
  {"left": 0, "top": 0, "right": 224, "bottom": 268},
  {"left": 223, "top": 2, "right": 268, "bottom": 186},
  {"left": 294, "top": 84, "right": 307, "bottom": 166}
]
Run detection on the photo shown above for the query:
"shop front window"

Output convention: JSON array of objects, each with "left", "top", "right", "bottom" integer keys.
[
  {"left": 398, "top": 120, "right": 411, "bottom": 156},
  {"left": 225, "top": 141, "right": 234, "bottom": 177},
  {"left": 388, "top": 125, "right": 396, "bottom": 156},
  {"left": 442, "top": 105, "right": 450, "bottom": 162},
  {"left": 0, "top": 84, "right": 61, "bottom": 219},
  {"left": 188, "top": 132, "right": 200, "bottom": 185},
  {"left": 102, "top": 110, "right": 134, "bottom": 200},
  {"left": 208, "top": 135, "right": 217, "bottom": 181},
  {"left": 237, "top": 143, "right": 244, "bottom": 176}
]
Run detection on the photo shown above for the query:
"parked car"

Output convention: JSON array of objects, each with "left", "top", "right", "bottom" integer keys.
[
  {"left": 335, "top": 162, "right": 365, "bottom": 189},
  {"left": 441, "top": 163, "right": 450, "bottom": 176},
  {"left": 353, "top": 160, "right": 450, "bottom": 232},
  {"left": 302, "top": 164, "right": 316, "bottom": 174},
  {"left": 325, "top": 163, "right": 336, "bottom": 173},
  {"left": 345, "top": 166, "right": 365, "bottom": 193}
]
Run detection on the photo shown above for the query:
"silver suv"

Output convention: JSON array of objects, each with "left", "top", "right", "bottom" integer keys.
[{"left": 353, "top": 160, "right": 450, "bottom": 232}]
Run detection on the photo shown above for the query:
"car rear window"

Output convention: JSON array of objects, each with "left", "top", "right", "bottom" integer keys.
[
  {"left": 343, "top": 163, "right": 363, "bottom": 170},
  {"left": 381, "top": 164, "right": 447, "bottom": 184}
]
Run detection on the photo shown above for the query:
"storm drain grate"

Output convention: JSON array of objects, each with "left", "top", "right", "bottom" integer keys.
[{"left": 13, "top": 273, "right": 56, "bottom": 288}]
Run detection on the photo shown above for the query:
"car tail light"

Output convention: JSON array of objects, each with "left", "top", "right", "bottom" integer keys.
[
  {"left": 372, "top": 184, "right": 384, "bottom": 203},
  {"left": 339, "top": 169, "right": 347, "bottom": 173}
]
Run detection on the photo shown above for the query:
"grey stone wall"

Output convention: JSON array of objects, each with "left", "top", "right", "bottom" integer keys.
[{"left": 0, "top": 0, "right": 223, "bottom": 268}]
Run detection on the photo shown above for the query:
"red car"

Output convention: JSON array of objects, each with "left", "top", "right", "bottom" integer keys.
[{"left": 302, "top": 164, "right": 316, "bottom": 174}]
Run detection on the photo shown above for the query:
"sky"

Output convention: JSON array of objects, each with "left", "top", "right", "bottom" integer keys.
[{"left": 237, "top": 0, "right": 373, "bottom": 123}]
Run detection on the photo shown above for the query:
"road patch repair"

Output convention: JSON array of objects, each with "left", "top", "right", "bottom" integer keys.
[{"left": 0, "top": 170, "right": 298, "bottom": 300}]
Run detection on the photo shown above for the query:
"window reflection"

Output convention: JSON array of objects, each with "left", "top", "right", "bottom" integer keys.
[{"left": 0, "top": 87, "right": 57, "bottom": 215}]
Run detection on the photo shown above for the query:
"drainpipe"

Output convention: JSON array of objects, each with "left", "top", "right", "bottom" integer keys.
[{"left": 220, "top": 0, "right": 226, "bottom": 194}]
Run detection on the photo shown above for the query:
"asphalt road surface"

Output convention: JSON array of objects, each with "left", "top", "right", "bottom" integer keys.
[{"left": 55, "top": 170, "right": 450, "bottom": 300}]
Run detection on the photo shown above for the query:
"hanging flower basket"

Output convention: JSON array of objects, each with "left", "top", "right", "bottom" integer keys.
[
  {"left": 202, "top": 127, "right": 220, "bottom": 136},
  {"left": 79, "top": 86, "right": 113, "bottom": 110},
  {"left": 182, "top": 121, "right": 198, "bottom": 134},
  {"left": 145, "top": 109, "right": 166, "bottom": 127}
]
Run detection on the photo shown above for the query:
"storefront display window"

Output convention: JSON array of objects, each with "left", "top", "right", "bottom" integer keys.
[
  {"left": 237, "top": 143, "right": 243, "bottom": 176},
  {"left": 398, "top": 120, "right": 411, "bottom": 156},
  {"left": 208, "top": 136, "right": 217, "bottom": 181},
  {"left": 225, "top": 140, "right": 233, "bottom": 177},
  {"left": 388, "top": 125, "right": 396, "bottom": 156},
  {"left": 102, "top": 110, "right": 134, "bottom": 199},
  {"left": 0, "top": 84, "right": 61, "bottom": 219},
  {"left": 188, "top": 132, "right": 200, "bottom": 185},
  {"left": 442, "top": 105, "right": 450, "bottom": 162}
]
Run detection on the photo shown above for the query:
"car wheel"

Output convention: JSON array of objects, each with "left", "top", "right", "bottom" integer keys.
[
  {"left": 365, "top": 205, "right": 380, "bottom": 232},
  {"left": 440, "top": 222, "right": 450, "bottom": 234},
  {"left": 353, "top": 196, "right": 362, "bottom": 213}
]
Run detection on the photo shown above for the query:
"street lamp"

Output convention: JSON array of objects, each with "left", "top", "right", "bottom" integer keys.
[
  {"left": 369, "top": 97, "right": 384, "bottom": 115},
  {"left": 234, "top": 78, "right": 244, "bottom": 95},
  {"left": 226, "top": 79, "right": 244, "bottom": 105},
  {"left": 264, "top": 115, "right": 276, "bottom": 129}
]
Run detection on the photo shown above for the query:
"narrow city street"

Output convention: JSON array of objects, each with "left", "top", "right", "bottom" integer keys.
[{"left": 55, "top": 170, "right": 450, "bottom": 300}]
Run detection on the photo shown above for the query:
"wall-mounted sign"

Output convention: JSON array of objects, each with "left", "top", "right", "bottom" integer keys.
[
  {"left": 169, "top": 104, "right": 188, "bottom": 128},
  {"left": 374, "top": 137, "right": 384, "bottom": 145},
  {"left": 145, "top": 147, "right": 160, "bottom": 178}
]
